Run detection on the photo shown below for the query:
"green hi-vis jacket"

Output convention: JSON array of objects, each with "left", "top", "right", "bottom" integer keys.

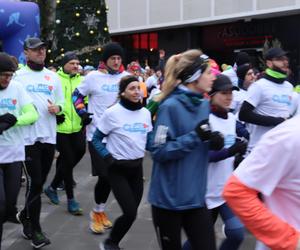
[{"left": 56, "top": 69, "right": 84, "bottom": 134}]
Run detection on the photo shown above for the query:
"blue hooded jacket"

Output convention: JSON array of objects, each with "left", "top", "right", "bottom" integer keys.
[{"left": 148, "top": 86, "right": 210, "bottom": 210}]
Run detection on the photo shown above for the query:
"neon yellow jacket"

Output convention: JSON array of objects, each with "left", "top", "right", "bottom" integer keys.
[{"left": 56, "top": 69, "right": 84, "bottom": 134}]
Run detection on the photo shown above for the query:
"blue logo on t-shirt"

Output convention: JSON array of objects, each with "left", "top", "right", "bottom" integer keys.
[
  {"left": 225, "top": 134, "right": 235, "bottom": 147},
  {"left": 0, "top": 98, "right": 17, "bottom": 110},
  {"left": 101, "top": 84, "right": 118, "bottom": 92},
  {"left": 26, "top": 84, "right": 53, "bottom": 95},
  {"left": 272, "top": 94, "right": 291, "bottom": 106},
  {"left": 123, "top": 123, "right": 148, "bottom": 134}
]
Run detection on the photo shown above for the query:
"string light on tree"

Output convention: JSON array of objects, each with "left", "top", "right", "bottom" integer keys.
[
  {"left": 56, "top": 0, "right": 60, "bottom": 4},
  {"left": 47, "top": 49, "right": 51, "bottom": 53},
  {"left": 85, "top": 59, "right": 90, "bottom": 63},
  {"left": 56, "top": 19, "right": 61, "bottom": 24},
  {"left": 60, "top": 48, "right": 64, "bottom": 52},
  {"left": 52, "top": 0, "right": 110, "bottom": 65}
]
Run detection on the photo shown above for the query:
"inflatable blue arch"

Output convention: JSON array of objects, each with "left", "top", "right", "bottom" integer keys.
[{"left": 0, "top": 1, "right": 40, "bottom": 64}]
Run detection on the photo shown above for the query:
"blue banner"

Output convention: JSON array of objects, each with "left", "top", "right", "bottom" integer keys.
[{"left": 0, "top": 1, "right": 40, "bottom": 64}]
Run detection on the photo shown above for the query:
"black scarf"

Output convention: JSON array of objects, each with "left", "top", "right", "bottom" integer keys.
[
  {"left": 211, "top": 104, "right": 228, "bottom": 119},
  {"left": 120, "top": 96, "right": 143, "bottom": 111},
  {"left": 27, "top": 60, "right": 44, "bottom": 71}
]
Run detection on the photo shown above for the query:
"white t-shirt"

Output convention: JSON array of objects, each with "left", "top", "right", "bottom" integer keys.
[
  {"left": 145, "top": 75, "right": 159, "bottom": 89},
  {"left": 96, "top": 103, "right": 152, "bottom": 160},
  {"left": 234, "top": 116, "right": 300, "bottom": 250},
  {"left": 245, "top": 78, "right": 294, "bottom": 152},
  {"left": 14, "top": 67, "right": 64, "bottom": 145},
  {"left": 76, "top": 70, "right": 129, "bottom": 141},
  {"left": 206, "top": 113, "right": 236, "bottom": 209},
  {"left": 231, "top": 89, "right": 247, "bottom": 115},
  {"left": 0, "top": 80, "right": 33, "bottom": 163}
]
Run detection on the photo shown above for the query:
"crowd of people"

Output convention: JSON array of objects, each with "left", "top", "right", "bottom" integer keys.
[{"left": 0, "top": 36, "right": 300, "bottom": 250}]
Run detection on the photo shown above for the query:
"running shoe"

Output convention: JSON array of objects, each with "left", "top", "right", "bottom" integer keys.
[
  {"left": 44, "top": 186, "right": 60, "bottom": 205},
  {"left": 31, "top": 231, "right": 51, "bottom": 249},
  {"left": 16, "top": 211, "right": 32, "bottom": 240},
  {"left": 67, "top": 199, "right": 83, "bottom": 215},
  {"left": 99, "top": 212, "right": 112, "bottom": 228},
  {"left": 89, "top": 211, "right": 105, "bottom": 234},
  {"left": 99, "top": 240, "right": 121, "bottom": 250}
]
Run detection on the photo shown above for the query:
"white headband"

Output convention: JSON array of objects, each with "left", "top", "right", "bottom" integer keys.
[{"left": 185, "top": 69, "right": 202, "bottom": 83}]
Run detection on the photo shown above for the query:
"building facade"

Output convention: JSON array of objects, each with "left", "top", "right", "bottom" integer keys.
[{"left": 106, "top": 0, "right": 300, "bottom": 82}]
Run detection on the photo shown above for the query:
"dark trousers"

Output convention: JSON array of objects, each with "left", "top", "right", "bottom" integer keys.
[
  {"left": 0, "top": 162, "right": 22, "bottom": 245},
  {"left": 108, "top": 163, "right": 144, "bottom": 245},
  {"left": 51, "top": 131, "right": 86, "bottom": 199},
  {"left": 88, "top": 142, "right": 111, "bottom": 204},
  {"left": 22, "top": 142, "right": 55, "bottom": 232},
  {"left": 152, "top": 205, "right": 216, "bottom": 250}
]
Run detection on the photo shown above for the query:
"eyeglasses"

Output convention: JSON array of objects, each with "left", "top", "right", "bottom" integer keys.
[{"left": 0, "top": 72, "right": 14, "bottom": 79}]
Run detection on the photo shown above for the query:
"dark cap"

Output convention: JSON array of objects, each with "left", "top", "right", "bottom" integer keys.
[
  {"left": 209, "top": 74, "right": 239, "bottom": 95},
  {"left": 102, "top": 42, "right": 124, "bottom": 63},
  {"left": 61, "top": 52, "right": 79, "bottom": 66},
  {"left": 264, "top": 47, "right": 288, "bottom": 61},
  {"left": 236, "top": 63, "right": 252, "bottom": 81},
  {"left": 24, "top": 37, "right": 46, "bottom": 50},
  {"left": 236, "top": 52, "right": 250, "bottom": 66},
  {"left": 0, "top": 52, "right": 18, "bottom": 73}
]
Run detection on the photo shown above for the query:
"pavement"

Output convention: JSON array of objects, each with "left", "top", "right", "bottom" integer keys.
[{"left": 2, "top": 152, "right": 256, "bottom": 250}]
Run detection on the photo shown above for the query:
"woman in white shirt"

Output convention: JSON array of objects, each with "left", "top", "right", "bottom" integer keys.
[{"left": 92, "top": 75, "right": 152, "bottom": 250}]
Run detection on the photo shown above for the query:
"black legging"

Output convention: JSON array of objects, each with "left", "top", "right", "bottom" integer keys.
[
  {"left": 0, "top": 162, "right": 22, "bottom": 245},
  {"left": 88, "top": 142, "right": 111, "bottom": 204},
  {"left": 107, "top": 162, "right": 144, "bottom": 245},
  {"left": 50, "top": 131, "right": 86, "bottom": 199},
  {"left": 21, "top": 142, "right": 55, "bottom": 232},
  {"left": 151, "top": 206, "right": 216, "bottom": 250}
]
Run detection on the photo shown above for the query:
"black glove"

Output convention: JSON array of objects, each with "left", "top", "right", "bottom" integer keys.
[
  {"left": 56, "top": 114, "right": 65, "bottom": 125},
  {"left": 104, "top": 154, "right": 116, "bottom": 167},
  {"left": 0, "top": 113, "right": 17, "bottom": 125},
  {"left": 80, "top": 112, "right": 93, "bottom": 126},
  {"left": 209, "top": 131, "right": 224, "bottom": 151},
  {"left": 227, "top": 141, "right": 248, "bottom": 157},
  {"left": 195, "top": 119, "right": 211, "bottom": 141},
  {"left": 0, "top": 113, "right": 17, "bottom": 134}
]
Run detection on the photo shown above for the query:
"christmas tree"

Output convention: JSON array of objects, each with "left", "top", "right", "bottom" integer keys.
[{"left": 49, "top": 0, "right": 111, "bottom": 67}]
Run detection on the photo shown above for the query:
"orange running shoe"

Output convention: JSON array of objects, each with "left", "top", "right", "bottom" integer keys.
[
  {"left": 99, "top": 212, "right": 112, "bottom": 228},
  {"left": 89, "top": 211, "right": 105, "bottom": 234}
]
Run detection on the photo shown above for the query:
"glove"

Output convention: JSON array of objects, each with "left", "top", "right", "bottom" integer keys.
[
  {"left": 227, "top": 141, "right": 248, "bottom": 157},
  {"left": 104, "top": 154, "right": 116, "bottom": 167},
  {"left": 80, "top": 112, "right": 93, "bottom": 126},
  {"left": 0, "top": 113, "right": 17, "bottom": 126},
  {"left": 56, "top": 114, "right": 65, "bottom": 125},
  {"left": 0, "top": 113, "right": 17, "bottom": 134},
  {"left": 209, "top": 131, "right": 224, "bottom": 151},
  {"left": 195, "top": 119, "right": 211, "bottom": 141}
]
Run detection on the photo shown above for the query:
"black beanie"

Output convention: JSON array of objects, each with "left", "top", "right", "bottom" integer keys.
[
  {"left": 61, "top": 52, "right": 79, "bottom": 66},
  {"left": 236, "top": 52, "right": 250, "bottom": 66},
  {"left": 119, "top": 75, "right": 138, "bottom": 95},
  {"left": 237, "top": 63, "right": 252, "bottom": 81},
  {"left": 102, "top": 42, "right": 124, "bottom": 63},
  {"left": 0, "top": 53, "right": 17, "bottom": 73}
]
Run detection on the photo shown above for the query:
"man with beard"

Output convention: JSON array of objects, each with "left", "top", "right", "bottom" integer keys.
[{"left": 239, "top": 47, "right": 295, "bottom": 153}]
